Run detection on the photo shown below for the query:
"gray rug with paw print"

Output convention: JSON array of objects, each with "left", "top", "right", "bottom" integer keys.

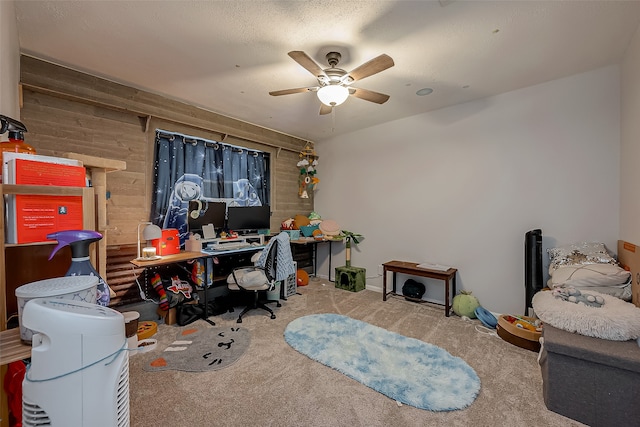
[{"left": 143, "top": 326, "right": 250, "bottom": 372}]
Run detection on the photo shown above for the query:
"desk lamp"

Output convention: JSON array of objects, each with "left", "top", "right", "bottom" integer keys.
[{"left": 136, "top": 222, "right": 162, "bottom": 260}]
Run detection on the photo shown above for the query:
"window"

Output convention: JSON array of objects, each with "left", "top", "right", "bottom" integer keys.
[{"left": 151, "top": 129, "right": 270, "bottom": 244}]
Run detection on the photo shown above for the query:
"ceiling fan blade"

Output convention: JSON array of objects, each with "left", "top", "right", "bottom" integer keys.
[
  {"left": 269, "top": 87, "right": 316, "bottom": 96},
  {"left": 346, "top": 54, "right": 394, "bottom": 83},
  {"left": 349, "top": 87, "right": 391, "bottom": 104},
  {"left": 288, "top": 51, "right": 328, "bottom": 79},
  {"left": 319, "top": 103, "right": 332, "bottom": 115}
]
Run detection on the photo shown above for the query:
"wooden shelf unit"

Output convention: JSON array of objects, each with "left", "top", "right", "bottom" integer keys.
[
  {"left": 0, "top": 184, "right": 95, "bottom": 331},
  {"left": 0, "top": 183, "right": 95, "bottom": 427}
]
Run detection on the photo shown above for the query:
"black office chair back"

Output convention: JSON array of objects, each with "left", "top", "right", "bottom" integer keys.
[{"left": 263, "top": 239, "right": 278, "bottom": 283}]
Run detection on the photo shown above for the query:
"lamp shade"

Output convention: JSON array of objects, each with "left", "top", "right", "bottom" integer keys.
[
  {"left": 142, "top": 224, "right": 162, "bottom": 240},
  {"left": 317, "top": 84, "right": 349, "bottom": 106},
  {"left": 136, "top": 222, "right": 163, "bottom": 260}
]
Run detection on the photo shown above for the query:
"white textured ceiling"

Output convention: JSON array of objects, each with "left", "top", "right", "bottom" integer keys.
[{"left": 13, "top": 0, "right": 640, "bottom": 142}]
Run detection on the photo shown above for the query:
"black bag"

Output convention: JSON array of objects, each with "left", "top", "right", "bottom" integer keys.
[
  {"left": 402, "top": 279, "right": 426, "bottom": 299},
  {"left": 177, "top": 303, "right": 204, "bottom": 326},
  {"left": 206, "top": 296, "right": 232, "bottom": 316}
]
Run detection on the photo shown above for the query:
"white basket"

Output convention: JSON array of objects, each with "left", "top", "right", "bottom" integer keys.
[
  {"left": 15, "top": 276, "right": 99, "bottom": 343},
  {"left": 282, "top": 261, "right": 297, "bottom": 299}
]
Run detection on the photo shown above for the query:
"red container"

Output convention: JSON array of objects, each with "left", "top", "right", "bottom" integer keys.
[{"left": 151, "top": 229, "right": 180, "bottom": 256}]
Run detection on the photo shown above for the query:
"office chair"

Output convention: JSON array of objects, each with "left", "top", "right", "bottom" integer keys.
[{"left": 227, "top": 241, "right": 282, "bottom": 323}]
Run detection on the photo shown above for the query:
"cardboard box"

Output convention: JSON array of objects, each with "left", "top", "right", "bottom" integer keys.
[
  {"left": 617, "top": 240, "right": 640, "bottom": 307},
  {"left": 156, "top": 306, "right": 177, "bottom": 325},
  {"left": 4, "top": 157, "right": 86, "bottom": 243}
]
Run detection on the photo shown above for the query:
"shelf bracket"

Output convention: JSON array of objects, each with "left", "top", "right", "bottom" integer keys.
[{"left": 138, "top": 115, "right": 151, "bottom": 133}]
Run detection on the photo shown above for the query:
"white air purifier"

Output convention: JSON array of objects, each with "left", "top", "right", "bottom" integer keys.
[{"left": 21, "top": 298, "right": 130, "bottom": 427}]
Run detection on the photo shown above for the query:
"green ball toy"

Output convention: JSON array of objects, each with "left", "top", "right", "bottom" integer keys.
[{"left": 452, "top": 290, "right": 480, "bottom": 318}]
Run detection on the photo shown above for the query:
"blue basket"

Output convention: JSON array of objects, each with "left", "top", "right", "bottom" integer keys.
[
  {"left": 299, "top": 224, "right": 319, "bottom": 237},
  {"left": 283, "top": 230, "right": 300, "bottom": 240}
]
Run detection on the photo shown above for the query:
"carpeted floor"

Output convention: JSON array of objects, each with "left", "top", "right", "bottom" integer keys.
[{"left": 128, "top": 278, "right": 586, "bottom": 426}]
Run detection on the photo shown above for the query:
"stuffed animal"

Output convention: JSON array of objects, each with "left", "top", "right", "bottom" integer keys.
[
  {"left": 281, "top": 218, "right": 295, "bottom": 230},
  {"left": 452, "top": 290, "right": 480, "bottom": 318},
  {"left": 552, "top": 286, "right": 605, "bottom": 308}
]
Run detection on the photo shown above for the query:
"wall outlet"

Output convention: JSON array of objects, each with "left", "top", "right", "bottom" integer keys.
[{"left": 377, "top": 264, "right": 384, "bottom": 275}]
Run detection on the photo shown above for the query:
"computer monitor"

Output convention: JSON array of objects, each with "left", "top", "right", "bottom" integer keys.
[
  {"left": 188, "top": 200, "right": 227, "bottom": 236},
  {"left": 226, "top": 205, "right": 270, "bottom": 234}
]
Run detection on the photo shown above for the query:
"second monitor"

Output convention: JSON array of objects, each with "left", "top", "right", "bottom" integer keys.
[{"left": 226, "top": 205, "right": 270, "bottom": 234}]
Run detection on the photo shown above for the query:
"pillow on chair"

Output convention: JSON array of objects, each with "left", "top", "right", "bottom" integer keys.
[{"left": 227, "top": 269, "right": 268, "bottom": 290}]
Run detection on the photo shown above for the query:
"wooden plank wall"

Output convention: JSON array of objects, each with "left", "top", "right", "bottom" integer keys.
[{"left": 18, "top": 55, "right": 314, "bottom": 306}]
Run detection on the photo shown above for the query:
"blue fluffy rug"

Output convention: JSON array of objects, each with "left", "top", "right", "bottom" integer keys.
[{"left": 284, "top": 313, "right": 480, "bottom": 411}]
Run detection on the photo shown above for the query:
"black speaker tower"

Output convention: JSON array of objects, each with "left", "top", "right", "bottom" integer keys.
[{"left": 524, "top": 229, "right": 543, "bottom": 316}]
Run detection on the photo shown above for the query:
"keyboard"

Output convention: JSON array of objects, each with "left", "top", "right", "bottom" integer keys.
[{"left": 208, "top": 241, "right": 252, "bottom": 251}]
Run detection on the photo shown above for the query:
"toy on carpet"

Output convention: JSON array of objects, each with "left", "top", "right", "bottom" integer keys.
[
  {"left": 297, "top": 269, "right": 309, "bottom": 286},
  {"left": 552, "top": 286, "right": 604, "bottom": 308},
  {"left": 452, "top": 290, "right": 480, "bottom": 318},
  {"left": 474, "top": 306, "right": 498, "bottom": 329},
  {"left": 151, "top": 273, "right": 169, "bottom": 311},
  {"left": 503, "top": 314, "right": 542, "bottom": 332}
]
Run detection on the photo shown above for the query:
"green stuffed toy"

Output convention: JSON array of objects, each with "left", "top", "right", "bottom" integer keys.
[{"left": 452, "top": 290, "right": 480, "bottom": 318}]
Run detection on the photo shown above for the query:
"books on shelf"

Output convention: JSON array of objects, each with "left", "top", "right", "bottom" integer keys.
[{"left": 4, "top": 154, "right": 86, "bottom": 244}]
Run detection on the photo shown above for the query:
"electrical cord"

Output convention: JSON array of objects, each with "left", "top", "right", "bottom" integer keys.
[
  {"left": 474, "top": 324, "right": 499, "bottom": 338},
  {"left": 132, "top": 266, "right": 159, "bottom": 305},
  {"left": 460, "top": 315, "right": 500, "bottom": 338}
]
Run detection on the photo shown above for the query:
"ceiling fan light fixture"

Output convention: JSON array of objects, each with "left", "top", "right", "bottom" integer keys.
[{"left": 317, "top": 84, "right": 349, "bottom": 106}]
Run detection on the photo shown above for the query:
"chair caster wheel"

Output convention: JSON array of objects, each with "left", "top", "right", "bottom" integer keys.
[
  {"left": 270, "top": 314, "right": 276, "bottom": 319},
  {"left": 276, "top": 302, "right": 282, "bottom": 307},
  {"left": 237, "top": 318, "right": 243, "bottom": 323}
]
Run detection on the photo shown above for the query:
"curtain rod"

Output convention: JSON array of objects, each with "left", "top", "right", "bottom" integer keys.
[
  {"left": 21, "top": 82, "right": 308, "bottom": 155},
  {"left": 158, "top": 130, "right": 262, "bottom": 156}
]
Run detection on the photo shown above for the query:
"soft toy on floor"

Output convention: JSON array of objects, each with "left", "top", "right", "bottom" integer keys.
[
  {"left": 552, "top": 286, "right": 605, "bottom": 308},
  {"left": 452, "top": 290, "right": 480, "bottom": 318}
]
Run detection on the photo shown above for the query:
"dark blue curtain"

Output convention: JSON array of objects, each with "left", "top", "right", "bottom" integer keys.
[{"left": 151, "top": 129, "right": 270, "bottom": 245}]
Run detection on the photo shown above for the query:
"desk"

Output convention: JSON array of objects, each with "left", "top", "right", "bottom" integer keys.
[
  {"left": 131, "top": 248, "right": 265, "bottom": 325},
  {"left": 130, "top": 251, "right": 205, "bottom": 268},
  {"left": 132, "top": 251, "right": 215, "bottom": 325},
  {"left": 382, "top": 261, "right": 457, "bottom": 317},
  {"left": 290, "top": 238, "right": 341, "bottom": 280}
]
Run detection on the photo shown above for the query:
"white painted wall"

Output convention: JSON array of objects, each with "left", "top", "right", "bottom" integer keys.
[
  {"left": 621, "top": 23, "right": 640, "bottom": 245},
  {"left": 315, "top": 66, "right": 621, "bottom": 315},
  {"left": 0, "top": 0, "right": 20, "bottom": 124}
]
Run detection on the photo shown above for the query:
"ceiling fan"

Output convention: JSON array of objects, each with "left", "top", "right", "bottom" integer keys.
[{"left": 269, "top": 51, "right": 394, "bottom": 115}]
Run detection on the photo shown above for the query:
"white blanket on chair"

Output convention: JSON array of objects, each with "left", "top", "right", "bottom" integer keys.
[{"left": 257, "top": 232, "right": 296, "bottom": 281}]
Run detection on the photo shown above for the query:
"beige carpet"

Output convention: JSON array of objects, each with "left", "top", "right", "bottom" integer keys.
[{"left": 128, "top": 278, "right": 585, "bottom": 427}]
